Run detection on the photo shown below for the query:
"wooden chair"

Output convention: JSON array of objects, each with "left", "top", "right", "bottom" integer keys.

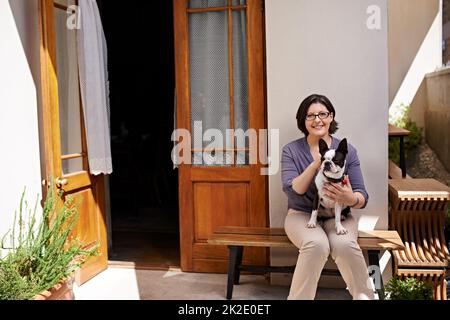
[{"left": 388, "top": 178, "right": 450, "bottom": 300}]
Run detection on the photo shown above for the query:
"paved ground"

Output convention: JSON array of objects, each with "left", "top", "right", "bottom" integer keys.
[{"left": 73, "top": 267, "right": 352, "bottom": 300}]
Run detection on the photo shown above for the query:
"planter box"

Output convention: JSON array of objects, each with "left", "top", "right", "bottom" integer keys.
[{"left": 34, "top": 279, "right": 74, "bottom": 300}]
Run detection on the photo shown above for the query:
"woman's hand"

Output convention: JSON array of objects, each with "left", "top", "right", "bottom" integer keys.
[{"left": 323, "top": 175, "right": 357, "bottom": 206}]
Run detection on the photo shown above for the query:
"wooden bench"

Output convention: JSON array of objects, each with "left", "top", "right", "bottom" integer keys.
[
  {"left": 208, "top": 226, "right": 404, "bottom": 300},
  {"left": 388, "top": 178, "right": 450, "bottom": 300}
]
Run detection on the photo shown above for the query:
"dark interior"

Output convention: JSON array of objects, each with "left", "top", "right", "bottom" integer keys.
[{"left": 96, "top": 0, "right": 179, "bottom": 267}]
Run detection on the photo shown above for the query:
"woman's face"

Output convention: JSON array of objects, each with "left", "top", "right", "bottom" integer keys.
[{"left": 305, "top": 103, "right": 333, "bottom": 137}]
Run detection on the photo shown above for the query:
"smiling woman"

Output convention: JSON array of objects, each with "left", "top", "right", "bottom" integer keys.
[{"left": 281, "top": 93, "right": 373, "bottom": 300}]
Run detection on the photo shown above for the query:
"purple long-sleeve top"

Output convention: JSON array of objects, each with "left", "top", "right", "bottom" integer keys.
[{"left": 281, "top": 136, "right": 369, "bottom": 213}]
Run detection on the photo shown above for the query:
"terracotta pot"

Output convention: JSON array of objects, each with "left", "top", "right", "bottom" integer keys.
[{"left": 34, "top": 278, "right": 75, "bottom": 300}]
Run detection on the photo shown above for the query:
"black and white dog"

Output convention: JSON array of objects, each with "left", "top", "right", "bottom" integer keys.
[{"left": 307, "top": 138, "right": 350, "bottom": 235}]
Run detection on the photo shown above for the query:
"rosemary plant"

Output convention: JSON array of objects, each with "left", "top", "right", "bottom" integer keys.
[{"left": 0, "top": 186, "right": 98, "bottom": 300}]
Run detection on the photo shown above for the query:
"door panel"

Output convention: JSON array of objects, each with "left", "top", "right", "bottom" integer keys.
[
  {"left": 67, "top": 181, "right": 107, "bottom": 284},
  {"left": 174, "top": 0, "right": 267, "bottom": 272},
  {"left": 194, "top": 182, "right": 249, "bottom": 240},
  {"left": 39, "top": 0, "right": 108, "bottom": 284}
]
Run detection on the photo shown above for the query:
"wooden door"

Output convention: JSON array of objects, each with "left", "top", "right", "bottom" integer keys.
[
  {"left": 39, "top": 0, "right": 108, "bottom": 284},
  {"left": 174, "top": 0, "right": 268, "bottom": 272}
]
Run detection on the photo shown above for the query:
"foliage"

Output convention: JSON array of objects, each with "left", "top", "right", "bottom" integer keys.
[
  {"left": 384, "top": 277, "right": 433, "bottom": 300},
  {"left": 389, "top": 104, "right": 423, "bottom": 165},
  {"left": 0, "top": 186, "right": 98, "bottom": 300}
]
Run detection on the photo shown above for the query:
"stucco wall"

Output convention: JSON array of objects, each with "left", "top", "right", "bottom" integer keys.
[
  {"left": 424, "top": 68, "right": 450, "bottom": 171},
  {"left": 265, "top": 0, "right": 389, "bottom": 288},
  {"left": 387, "top": 0, "right": 444, "bottom": 172},
  {"left": 388, "top": 0, "right": 442, "bottom": 124},
  {"left": 0, "top": 0, "right": 42, "bottom": 250}
]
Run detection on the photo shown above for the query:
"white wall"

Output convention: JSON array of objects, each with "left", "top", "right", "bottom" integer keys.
[
  {"left": 265, "top": 0, "right": 389, "bottom": 287},
  {"left": 388, "top": 0, "right": 442, "bottom": 122},
  {"left": 0, "top": 0, "right": 42, "bottom": 249}
]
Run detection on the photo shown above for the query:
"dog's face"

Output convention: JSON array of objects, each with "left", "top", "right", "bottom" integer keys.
[{"left": 318, "top": 138, "right": 348, "bottom": 179}]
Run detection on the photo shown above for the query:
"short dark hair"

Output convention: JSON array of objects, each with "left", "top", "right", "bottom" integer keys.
[{"left": 296, "top": 94, "right": 339, "bottom": 136}]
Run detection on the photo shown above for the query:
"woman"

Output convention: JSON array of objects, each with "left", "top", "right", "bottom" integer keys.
[{"left": 281, "top": 94, "right": 374, "bottom": 300}]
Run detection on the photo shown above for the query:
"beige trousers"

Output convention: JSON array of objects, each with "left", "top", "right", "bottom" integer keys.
[{"left": 284, "top": 209, "right": 374, "bottom": 300}]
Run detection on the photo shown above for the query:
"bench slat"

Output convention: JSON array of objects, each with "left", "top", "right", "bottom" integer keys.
[
  {"left": 208, "top": 227, "right": 404, "bottom": 250},
  {"left": 358, "top": 238, "right": 404, "bottom": 250},
  {"left": 397, "top": 269, "right": 447, "bottom": 276},
  {"left": 209, "top": 234, "right": 293, "bottom": 248}
]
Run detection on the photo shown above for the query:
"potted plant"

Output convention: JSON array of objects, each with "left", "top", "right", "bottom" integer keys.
[
  {"left": 0, "top": 185, "right": 98, "bottom": 300},
  {"left": 383, "top": 276, "right": 433, "bottom": 300}
]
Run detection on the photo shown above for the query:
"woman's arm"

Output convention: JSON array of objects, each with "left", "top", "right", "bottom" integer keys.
[
  {"left": 345, "top": 147, "right": 369, "bottom": 209},
  {"left": 281, "top": 145, "right": 320, "bottom": 195},
  {"left": 291, "top": 158, "right": 321, "bottom": 195},
  {"left": 351, "top": 192, "right": 366, "bottom": 209}
]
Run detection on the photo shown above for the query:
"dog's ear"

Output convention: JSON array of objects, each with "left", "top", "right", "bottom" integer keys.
[
  {"left": 337, "top": 138, "right": 348, "bottom": 155},
  {"left": 319, "top": 139, "right": 329, "bottom": 156}
]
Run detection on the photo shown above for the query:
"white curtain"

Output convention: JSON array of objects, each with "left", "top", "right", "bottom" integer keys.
[{"left": 77, "top": 0, "right": 112, "bottom": 175}]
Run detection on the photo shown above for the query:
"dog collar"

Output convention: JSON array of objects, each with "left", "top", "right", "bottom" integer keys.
[{"left": 323, "top": 172, "right": 345, "bottom": 183}]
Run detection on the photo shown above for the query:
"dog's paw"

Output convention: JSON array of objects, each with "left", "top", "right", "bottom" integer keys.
[
  {"left": 336, "top": 225, "right": 348, "bottom": 235},
  {"left": 307, "top": 221, "right": 317, "bottom": 228}
]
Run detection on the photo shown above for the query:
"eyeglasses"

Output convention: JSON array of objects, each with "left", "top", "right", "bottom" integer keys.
[{"left": 305, "top": 111, "right": 331, "bottom": 121}]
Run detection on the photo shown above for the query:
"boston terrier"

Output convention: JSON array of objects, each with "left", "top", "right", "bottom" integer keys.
[{"left": 307, "top": 138, "right": 350, "bottom": 235}]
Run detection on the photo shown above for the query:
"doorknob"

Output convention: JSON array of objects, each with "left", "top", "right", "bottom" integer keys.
[{"left": 55, "top": 177, "right": 68, "bottom": 188}]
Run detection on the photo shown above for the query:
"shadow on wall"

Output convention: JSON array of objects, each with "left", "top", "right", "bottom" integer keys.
[
  {"left": 8, "top": 0, "right": 41, "bottom": 87},
  {"left": 8, "top": 0, "right": 48, "bottom": 198}
]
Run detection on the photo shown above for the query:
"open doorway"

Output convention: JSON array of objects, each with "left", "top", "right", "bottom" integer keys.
[{"left": 96, "top": 0, "right": 179, "bottom": 268}]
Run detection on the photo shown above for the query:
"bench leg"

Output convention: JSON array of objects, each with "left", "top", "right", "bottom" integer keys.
[
  {"left": 368, "top": 250, "right": 385, "bottom": 300},
  {"left": 226, "top": 246, "right": 241, "bottom": 300},
  {"left": 234, "top": 246, "right": 243, "bottom": 285}
]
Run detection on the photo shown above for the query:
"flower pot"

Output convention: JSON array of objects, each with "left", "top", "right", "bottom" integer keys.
[{"left": 34, "top": 278, "right": 75, "bottom": 300}]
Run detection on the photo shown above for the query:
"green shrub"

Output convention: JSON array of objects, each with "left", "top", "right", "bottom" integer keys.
[
  {"left": 384, "top": 277, "right": 433, "bottom": 300},
  {"left": 389, "top": 104, "right": 423, "bottom": 165},
  {"left": 0, "top": 185, "right": 98, "bottom": 300}
]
